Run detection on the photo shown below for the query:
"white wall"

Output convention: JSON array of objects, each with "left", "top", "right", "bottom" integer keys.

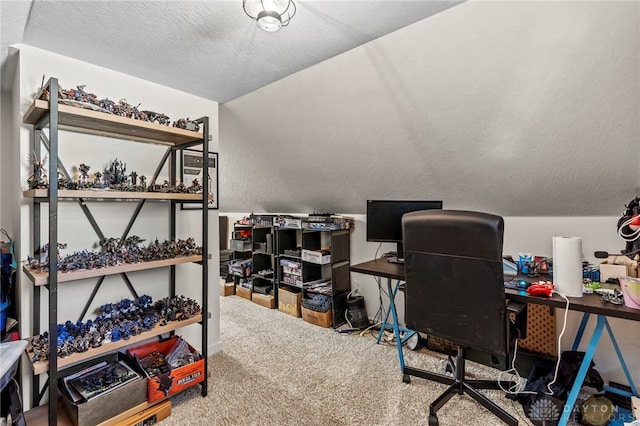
[
  {"left": 12, "top": 44, "right": 221, "bottom": 407},
  {"left": 219, "top": 1, "right": 639, "bottom": 216}
]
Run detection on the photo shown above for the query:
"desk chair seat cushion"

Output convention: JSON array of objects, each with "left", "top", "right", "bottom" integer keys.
[{"left": 403, "top": 210, "right": 509, "bottom": 357}]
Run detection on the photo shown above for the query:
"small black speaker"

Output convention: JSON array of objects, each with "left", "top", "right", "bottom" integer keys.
[{"left": 346, "top": 295, "right": 369, "bottom": 329}]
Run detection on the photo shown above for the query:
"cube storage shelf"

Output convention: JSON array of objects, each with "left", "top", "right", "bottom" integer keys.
[
  {"left": 231, "top": 214, "right": 352, "bottom": 328},
  {"left": 22, "top": 77, "right": 210, "bottom": 424},
  {"left": 229, "top": 223, "right": 253, "bottom": 291}
]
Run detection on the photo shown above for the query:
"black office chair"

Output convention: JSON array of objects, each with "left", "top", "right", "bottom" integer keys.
[{"left": 402, "top": 210, "right": 526, "bottom": 426}]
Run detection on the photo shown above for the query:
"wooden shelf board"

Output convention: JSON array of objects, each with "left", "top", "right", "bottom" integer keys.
[
  {"left": 24, "top": 398, "right": 73, "bottom": 426},
  {"left": 23, "top": 99, "right": 202, "bottom": 146},
  {"left": 252, "top": 274, "right": 275, "bottom": 281},
  {"left": 23, "top": 189, "right": 203, "bottom": 201},
  {"left": 25, "top": 397, "right": 166, "bottom": 426},
  {"left": 24, "top": 254, "right": 204, "bottom": 286},
  {"left": 27, "top": 313, "right": 202, "bottom": 375}
]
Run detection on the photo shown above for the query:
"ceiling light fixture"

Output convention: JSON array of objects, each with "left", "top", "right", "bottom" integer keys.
[{"left": 243, "top": 0, "right": 296, "bottom": 32}]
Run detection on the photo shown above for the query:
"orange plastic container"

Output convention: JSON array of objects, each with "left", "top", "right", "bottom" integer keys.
[{"left": 127, "top": 335, "right": 205, "bottom": 402}]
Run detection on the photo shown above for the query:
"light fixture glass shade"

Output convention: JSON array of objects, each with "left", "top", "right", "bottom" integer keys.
[{"left": 243, "top": 0, "right": 296, "bottom": 32}]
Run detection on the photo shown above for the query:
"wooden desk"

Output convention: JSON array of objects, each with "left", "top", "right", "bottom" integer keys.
[
  {"left": 351, "top": 258, "right": 640, "bottom": 322},
  {"left": 351, "top": 259, "right": 640, "bottom": 426},
  {"left": 350, "top": 258, "right": 404, "bottom": 281},
  {"left": 505, "top": 288, "right": 640, "bottom": 322}
]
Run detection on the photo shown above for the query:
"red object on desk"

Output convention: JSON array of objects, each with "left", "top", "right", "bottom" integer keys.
[{"left": 527, "top": 281, "right": 554, "bottom": 297}]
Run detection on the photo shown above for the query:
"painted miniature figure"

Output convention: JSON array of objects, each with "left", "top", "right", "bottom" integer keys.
[
  {"left": 172, "top": 118, "right": 200, "bottom": 132},
  {"left": 103, "top": 159, "right": 127, "bottom": 186},
  {"left": 79, "top": 163, "right": 91, "bottom": 186},
  {"left": 27, "top": 153, "right": 49, "bottom": 189},
  {"left": 93, "top": 171, "right": 103, "bottom": 187}
]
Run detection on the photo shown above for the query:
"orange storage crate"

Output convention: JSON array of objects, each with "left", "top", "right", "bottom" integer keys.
[{"left": 127, "top": 335, "right": 205, "bottom": 403}]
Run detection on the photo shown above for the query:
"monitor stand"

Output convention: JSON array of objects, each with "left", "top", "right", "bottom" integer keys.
[{"left": 387, "top": 242, "right": 405, "bottom": 264}]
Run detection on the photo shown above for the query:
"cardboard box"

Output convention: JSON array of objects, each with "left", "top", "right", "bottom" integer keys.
[
  {"left": 58, "top": 352, "right": 147, "bottom": 426},
  {"left": 600, "top": 263, "right": 628, "bottom": 283},
  {"left": 113, "top": 400, "right": 171, "bottom": 426},
  {"left": 600, "top": 255, "right": 637, "bottom": 282},
  {"left": 278, "top": 287, "right": 302, "bottom": 317},
  {"left": 127, "top": 336, "right": 205, "bottom": 403},
  {"left": 236, "top": 285, "right": 252, "bottom": 300},
  {"left": 252, "top": 292, "right": 275, "bottom": 309},
  {"left": 220, "top": 280, "right": 235, "bottom": 296},
  {"left": 301, "top": 306, "right": 332, "bottom": 328},
  {"left": 301, "top": 249, "right": 331, "bottom": 265}
]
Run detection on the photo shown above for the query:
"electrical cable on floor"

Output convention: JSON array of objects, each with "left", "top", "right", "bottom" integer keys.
[
  {"left": 359, "top": 321, "right": 382, "bottom": 337},
  {"left": 345, "top": 310, "right": 353, "bottom": 329},
  {"left": 498, "top": 291, "right": 571, "bottom": 397}
]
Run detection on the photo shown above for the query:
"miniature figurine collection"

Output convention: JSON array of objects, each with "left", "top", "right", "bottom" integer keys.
[
  {"left": 29, "top": 294, "right": 201, "bottom": 362},
  {"left": 27, "top": 157, "right": 203, "bottom": 195},
  {"left": 28, "top": 82, "right": 207, "bottom": 194},
  {"left": 39, "top": 82, "right": 199, "bottom": 131},
  {"left": 27, "top": 236, "right": 202, "bottom": 273},
  {"left": 65, "top": 359, "right": 139, "bottom": 402},
  {"left": 135, "top": 336, "right": 201, "bottom": 379}
]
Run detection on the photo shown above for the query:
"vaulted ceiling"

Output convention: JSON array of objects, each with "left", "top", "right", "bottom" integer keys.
[{"left": 1, "top": 1, "right": 462, "bottom": 102}]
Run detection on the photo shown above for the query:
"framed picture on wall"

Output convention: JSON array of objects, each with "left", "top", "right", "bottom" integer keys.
[{"left": 181, "top": 149, "right": 218, "bottom": 210}]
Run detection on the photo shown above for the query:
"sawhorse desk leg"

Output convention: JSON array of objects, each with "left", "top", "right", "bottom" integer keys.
[
  {"left": 376, "top": 277, "right": 416, "bottom": 373},
  {"left": 558, "top": 313, "right": 639, "bottom": 426}
]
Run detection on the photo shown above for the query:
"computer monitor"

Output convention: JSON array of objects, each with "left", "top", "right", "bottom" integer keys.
[{"left": 366, "top": 199, "right": 443, "bottom": 263}]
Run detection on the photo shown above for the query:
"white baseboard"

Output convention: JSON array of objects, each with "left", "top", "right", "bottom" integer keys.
[{"left": 208, "top": 340, "right": 223, "bottom": 355}]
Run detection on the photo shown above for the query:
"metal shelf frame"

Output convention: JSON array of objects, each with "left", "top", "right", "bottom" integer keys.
[{"left": 25, "top": 77, "right": 210, "bottom": 423}]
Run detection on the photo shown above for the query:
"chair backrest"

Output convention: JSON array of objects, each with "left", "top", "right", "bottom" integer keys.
[{"left": 402, "top": 210, "right": 508, "bottom": 356}]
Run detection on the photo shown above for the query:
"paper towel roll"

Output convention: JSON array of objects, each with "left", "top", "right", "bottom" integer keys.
[{"left": 552, "top": 236, "right": 583, "bottom": 297}]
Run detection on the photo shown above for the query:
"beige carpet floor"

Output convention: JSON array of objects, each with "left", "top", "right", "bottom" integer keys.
[{"left": 163, "top": 295, "right": 543, "bottom": 426}]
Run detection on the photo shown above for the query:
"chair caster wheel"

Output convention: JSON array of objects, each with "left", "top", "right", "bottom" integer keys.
[
  {"left": 428, "top": 414, "right": 439, "bottom": 426},
  {"left": 402, "top": 374, "right": 411, "bottom": 383}
]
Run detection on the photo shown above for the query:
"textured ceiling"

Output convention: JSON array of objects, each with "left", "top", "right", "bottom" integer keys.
[{"left": 0, "top": 0, "right": 462, "bottom": 102}]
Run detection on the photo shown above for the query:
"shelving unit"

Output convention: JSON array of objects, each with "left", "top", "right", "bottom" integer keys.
[
  {"left": 22, "top": 77, "right": 210, "bottom": 423},
  {"left": 274, "top": 216, "right": 352, "bottom": 328},
  {"left": 229, "top": 222, "right": 252, "bottom": 291},
  {"left": 250, "top": 224, "right": 276, "bottom": 298}
]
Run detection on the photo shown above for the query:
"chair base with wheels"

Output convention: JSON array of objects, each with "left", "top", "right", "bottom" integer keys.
[
  {"left": 431, "top": 347, "right": 517, "bottom": 426},
  {"left": 403, "top": 346, "right": 518, "bottom": 426}
]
